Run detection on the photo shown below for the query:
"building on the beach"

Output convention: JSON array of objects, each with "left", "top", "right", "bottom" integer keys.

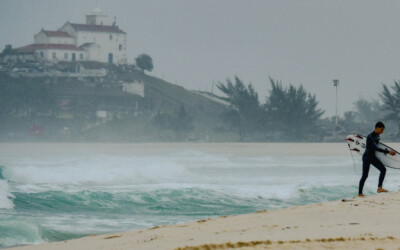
[{"left": 1, "top": 8, "right": 127, "bottom": 65}]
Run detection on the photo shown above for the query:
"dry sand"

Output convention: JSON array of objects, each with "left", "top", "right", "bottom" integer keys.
[{"left": 9, "top": 192, "right": 400, "bottom": 250}]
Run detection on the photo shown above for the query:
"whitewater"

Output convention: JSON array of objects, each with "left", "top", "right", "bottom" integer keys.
[{"left": 1, "top": 143, "right": 400, "bottom": 247}]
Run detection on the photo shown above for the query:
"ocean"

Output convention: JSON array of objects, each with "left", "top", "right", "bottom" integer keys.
[{"left": 1, "top": 143, "right": 400, "bottom": 247}]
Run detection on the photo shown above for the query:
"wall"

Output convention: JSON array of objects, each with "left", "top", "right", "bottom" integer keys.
[
  {"left": 122, "top": 81, "right": 145, "bottom": 97},
  {"left": 59, "top": 23, "right": 77, "bottom": 40},
  {"left": 35, "top": 49, "right": 87, "bottom": 62},
  {"left": 48, "top": 37, "right": 75, "bottom": 45},
  {"left": 1, "top": 54, "right": 36, "bottom": 63},
  {"left": 75, "top": 31, "right": 127, "bottom": 65},
  {"left": 34, "top": 32, "right": 48, "bottom": 44},
  {"left": 86, "top": 14, "right": 109, "bottom": 25}
]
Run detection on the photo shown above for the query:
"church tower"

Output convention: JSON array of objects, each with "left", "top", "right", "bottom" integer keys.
[{"left": 86, "top": 8, "right": 109, "bottom": 25}]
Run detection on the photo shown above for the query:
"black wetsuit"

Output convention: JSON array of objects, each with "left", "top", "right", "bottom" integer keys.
[{"left": 359, "top": 131, "right": 389, "bottom": 195}]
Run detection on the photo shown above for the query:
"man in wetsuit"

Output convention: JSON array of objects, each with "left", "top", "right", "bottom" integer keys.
[{"left": 358, "top": 121, "right": 396, "bottom": 197}]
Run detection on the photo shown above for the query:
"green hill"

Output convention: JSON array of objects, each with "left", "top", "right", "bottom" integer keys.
[{"left": 0, "top": 63, "right": 234, "bottom": 142}]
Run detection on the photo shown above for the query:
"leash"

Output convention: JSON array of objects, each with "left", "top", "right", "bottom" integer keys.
[{"left": 348, "top": 144, "right": 362, "bottom": 175}]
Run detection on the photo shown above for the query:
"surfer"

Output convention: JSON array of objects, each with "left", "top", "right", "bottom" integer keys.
[{"left": 358, "top": 122, "right": 396, "bottom": 197}]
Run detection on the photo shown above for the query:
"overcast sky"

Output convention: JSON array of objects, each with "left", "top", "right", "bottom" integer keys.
[{"left": 1, "top": 0, "right": 400, "bottom": 117}]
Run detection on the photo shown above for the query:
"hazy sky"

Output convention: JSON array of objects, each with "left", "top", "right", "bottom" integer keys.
[{"left": 1, "top": 0, "right": 400, "bottom": 117}]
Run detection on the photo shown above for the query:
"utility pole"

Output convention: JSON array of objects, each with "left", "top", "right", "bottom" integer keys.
[{"left": 333, "top": 79, "right": 339, "bottom": 127}]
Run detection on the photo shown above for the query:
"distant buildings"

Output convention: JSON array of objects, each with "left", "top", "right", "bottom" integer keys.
[{"left": 2, "top": 8, "right": 127, "bottom": 65}]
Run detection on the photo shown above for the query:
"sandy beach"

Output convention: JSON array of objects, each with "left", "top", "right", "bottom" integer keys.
[{"left": 9, "top": 191, "right": 400, "bottom": 250}]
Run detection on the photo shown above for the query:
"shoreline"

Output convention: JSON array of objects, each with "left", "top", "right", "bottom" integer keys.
[{"left": 9, "top": 192, "right": 400, "bottom": 249}]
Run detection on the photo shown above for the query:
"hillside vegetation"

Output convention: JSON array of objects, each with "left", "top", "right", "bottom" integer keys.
[{"left": 0, "top": 62, "right": 232, "bottom": 142}]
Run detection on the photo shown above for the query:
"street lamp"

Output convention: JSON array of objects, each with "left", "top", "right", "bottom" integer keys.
[{"left": 333, "top": 79, "right": 339, "bottom": 127}]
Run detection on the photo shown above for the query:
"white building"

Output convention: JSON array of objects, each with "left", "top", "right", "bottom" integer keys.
[
  {"left": 34, "top": 30, "right": 75, "bottom": 45},
  {"left": 18, "top": 43, "right": 85, "bottom": 62},
  {"left": 59, "top": 21, "right": 127, "bottom": 64},
  {"left": 7, "top": 8, "right": 127, "bottom": 65}
]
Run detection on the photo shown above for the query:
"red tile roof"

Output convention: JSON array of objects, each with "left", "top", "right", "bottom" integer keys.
[
  {"left": 17, "top": 44, "right": 84, "bottom": 52},
  {"left": 69, "top": 23, "right": 126, "bottom": 34},
  {"left": 44, "top": 30, "right": 72, "bottom": 37}
]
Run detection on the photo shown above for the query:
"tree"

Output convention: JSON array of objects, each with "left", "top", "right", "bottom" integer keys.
[
  {"left": 135, "top": 54, "right": 153, "bottom": 72},
  {"left": 380, "top": 81, "right": 400, "bottom": 135},
  {"left": 354, "top": 99, "right": 382, "bottom": 125},
  {"left": 341, "top": 111, "right": 360, "bottom": 134},
  {"left": 264, "top": 78, "right": 324, "bottom": 140},
  {"left": 1, "top": 45, "right": 13, "bottom": 56},
  {"left": 151, "top": 105, "right": 193, "bottom": 141},
  {"left": 217, "top": 76, "right": 266, "bottom": 141},
  {"left": 172, "top": 105, "right": 193, "bottom": 133}
]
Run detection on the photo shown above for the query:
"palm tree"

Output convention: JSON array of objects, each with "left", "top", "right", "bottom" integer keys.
[
  {"left": 380, "top": 81, "right": 400, "bottom": 135},
  {"left": 264, "top": 78, "right": 324, "bottom": 140},
  {"left": 217, "top": 76, "right": 265, "bottom": 141}
]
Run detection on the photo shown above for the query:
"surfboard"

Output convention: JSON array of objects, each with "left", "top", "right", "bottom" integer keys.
[{"left": 345, "top": 134, "right": 400, "bottom": 169}]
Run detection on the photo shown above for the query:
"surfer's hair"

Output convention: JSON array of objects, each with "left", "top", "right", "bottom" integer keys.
[{"left": 375, "top": 121, "right": 385, "bottom": 128}]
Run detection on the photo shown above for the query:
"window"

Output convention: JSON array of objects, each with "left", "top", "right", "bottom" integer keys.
[
  {"left": 40, "top": 51, "right": 44, "bottom": 57},
  {"left": 119, "top": 44, "right": 122, "bottom": 51},
  {"left": 109, "top": 34, "right": 113, "bottom": 40},
  {"left": 64, "top": 53, "right": 68, "bottom": 59},
  {"left": 80, "top": 53, "right": 83, "bottom": 60},
  {"left": 52, "top": 52, "right": 56, "bottom": 59}
]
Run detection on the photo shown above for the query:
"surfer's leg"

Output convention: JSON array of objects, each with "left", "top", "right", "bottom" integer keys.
[
  {"left": 359, "top": 159, "right": 370, "bottom": 195},
  {"left": 371, "top": 158, "right": 386, "bottom": 188}
]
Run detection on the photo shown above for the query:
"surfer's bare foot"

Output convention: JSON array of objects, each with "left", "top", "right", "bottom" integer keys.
[
  {"left": 377, "top": 187, "right": 388, "bottom": 193},
  {"left": 358, "top": 194, "right": 365, "bottom": 197}
]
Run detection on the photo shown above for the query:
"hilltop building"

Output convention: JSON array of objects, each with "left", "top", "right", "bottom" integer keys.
[{"left": 2, "top": 8, "right": 127, "bottom": 65}]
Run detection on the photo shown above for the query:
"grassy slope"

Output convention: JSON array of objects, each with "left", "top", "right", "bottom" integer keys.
[{"left": 121, "top": 70, "right": 230, "bottom": 136}]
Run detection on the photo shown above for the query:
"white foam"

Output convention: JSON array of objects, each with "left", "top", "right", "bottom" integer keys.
[
  {"left": 6, "top": 155, "right": 187, "bottom": 191},
  {"left": 1, "top": 148, "right": 380, "bottom": 196},
  {"left": 0, "top": 218, "right": 45, "bottom": 247},
  {"left": 0, "top": 180, "right": 14, "bottom": 209}
]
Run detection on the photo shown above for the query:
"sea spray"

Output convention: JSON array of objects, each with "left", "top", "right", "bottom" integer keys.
[
  {"left": 0, "top": 166, "right": 14, "bottom": 209},
  {"left": 0, "top": 180, "right": 14, "bottom": 209}
]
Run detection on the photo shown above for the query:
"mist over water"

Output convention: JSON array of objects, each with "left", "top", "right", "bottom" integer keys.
[{"left": 1, "top": 143, "right": 400, "bottom": 247}]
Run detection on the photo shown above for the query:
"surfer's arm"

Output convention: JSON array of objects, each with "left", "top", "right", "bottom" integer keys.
[
  {"left": 374, "top": 145, "right": 388, "bottom": 154},
  {"left": 368, "top": 135, "right": 388, "bottom": 154}
]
